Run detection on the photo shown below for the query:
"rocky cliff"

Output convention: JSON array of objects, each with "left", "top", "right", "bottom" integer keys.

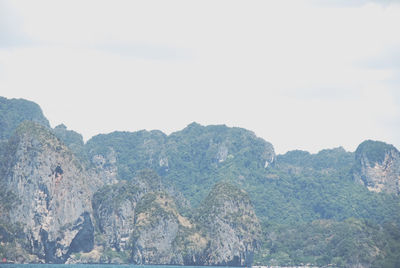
[
  {"left": 89, "top": 170, "right": 207, "bottom": 265},
  {"left": 0, "top": 122, "right": 103, "bottom": 263},
  {"left": 85, "top": 122, "right": 276, "bottom": 208},
  {"left": 197, "top": 182, "right": 261, "bottom": 266},
  {"left": 88, "top": 176, "right": 259, "bottom": 266},
  {"left": 131, "top": 191, "right": 206, "bottom": 265},
  {"left": 92, "top": 181, "right": 144, "bottom": 262},
  {"left": 0, "top": 119, "right": 265, "bottom": 265},
  {"left": 1, "top": 96, "right": 400, "bottom": 267},
  {"left": 353, "top": 140, "right": 400, "bottom": 195}
]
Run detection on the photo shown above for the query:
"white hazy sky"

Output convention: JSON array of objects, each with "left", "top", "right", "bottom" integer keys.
[{"left": 1, "top": 0, "right": 399, "bottom": 154}]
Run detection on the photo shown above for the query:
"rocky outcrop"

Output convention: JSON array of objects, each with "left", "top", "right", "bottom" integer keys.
[
  {"left": 353, "top": 140, "right": 400, "bottom": 194},
  {"left": 131, "top": 191, "right": 206, "bottom": 265},
  {"left": 0, "top": 97, "right": 50, "bottom": 141},
  {"left": 85, "top": 122, "right": 276, "bottom": 208},
  {"left": 197, "top": 182, "right": 261, "bottom": 266},
  {"left": 91, "top": 147, "right": 119, "bottom": 185},
  {"left": 91, "top": 170, "right": 206, "bottom": 265},
  {"left": 0, "top": 122, "right": 103, "bottom": 263},
  {"left": 92, "top": 181, "right": 144, "bottom": 254},
  {"left": 85, "top": 130, "right": 168, "bottom": 181},
  {"left": 53, "top": 124, "right": 86, "bottom": 162},
  {"left": 91, "top": 178, "right": 261, "bottom": 266}
]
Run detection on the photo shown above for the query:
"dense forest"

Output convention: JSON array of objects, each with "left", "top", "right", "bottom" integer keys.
[{"left": 83, "top": 126, "right": 400, "bottom": 267}]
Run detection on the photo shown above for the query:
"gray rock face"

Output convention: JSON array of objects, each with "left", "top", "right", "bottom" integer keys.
[
  {"left": 198, "top": 182, "right": 261, "bottom": 266},
  {"left": 91, "top": 175, "right": 206, "bottom": 266},
  {"left": 353, "top": 140, "right": 400, "bottom": 194},
  {"left": 91, "top": 147, "right": 119, "bottom": 185},
  {"left": 131, "top": 194, "right": 181, "bottom": 264},
  {"left": 131, "top": 192, "right": 206, "bottom": 265},
  {"left": 92, "top": 181, "right": 144, "bottom": 252},
  {"left": 0, "top": 122, "right": 101, "bottom": 263}
]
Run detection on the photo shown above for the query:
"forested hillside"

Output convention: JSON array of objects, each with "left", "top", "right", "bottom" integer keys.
[{"left": 0, "top": 97, "right": 399, "bottom": 267}]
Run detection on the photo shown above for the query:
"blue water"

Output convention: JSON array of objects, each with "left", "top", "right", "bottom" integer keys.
[{"left": 0, "top": 265, "right": 238, "bottom": 268}]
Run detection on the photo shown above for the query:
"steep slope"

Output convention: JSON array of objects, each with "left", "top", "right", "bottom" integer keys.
[
  {"left": 353, "top": 140, "right": 400, "bottom": 195},
  {"left": 164, "top": 123, "right": 275, "bottom": 207},
  {"left": 85, "top": 122, "right": 275, "bottom": 208},
  {"left": 0, "top": 122, "right": 103, "bottom": 263},
  {"left": 53, "top": 124, "right": 86, "bottom": 162},
  {"left": 89, "top": 171, "right": 206, "bottom": 265},
  {"left": 197, "top": 182, "right": 261, "bottom": 266},
  {"left": 131, "top": 191, "right": 206, "bottom": 265},
  {"left": 93, "top": 182, "right": 141, "bottom": 253},
  {"left": 0, "top": 97, "right": 50, "bottom": 141},
  {"left": 85, "top": 130, "right": 167, "bottom": 181},
  {"left": 256, "top": 147, "right": 400, "bottom": 225},
  {"left": 253, "top": 144, "right": 400, "bottom": 267},
  {"left": 1, "top": 97, "right": 400, "bottom": 267},
  {"left": 255, "top": 219, "right": 400, "bottom": 267},
  {"left": 91, "top": 180, "right": 146, "bottom": 263}
]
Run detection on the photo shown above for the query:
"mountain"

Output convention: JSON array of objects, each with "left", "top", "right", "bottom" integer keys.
[
  {"left": 0, "top": 96, "right": 400, "bottom": 267},
  {"left": 197, "top": 182, "right": 261, "bottom": 266},
  {"left": 85, "top": 122, "right": 275, "bottom": 208},
  {"left": 353, "top": 140, "right": 400, "bottom": 195},
  {"left": 0, "top": 97, "right": 50, "bottom": 141},
  {"left": 0, "top": 122, "right": 104, "bottom": 263}
]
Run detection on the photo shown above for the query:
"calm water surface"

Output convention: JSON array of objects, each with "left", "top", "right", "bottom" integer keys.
[{"left": 0, "top": 265, "right": 241, "bottom": 268}]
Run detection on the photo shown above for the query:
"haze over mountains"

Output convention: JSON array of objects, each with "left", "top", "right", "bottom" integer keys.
[{"left": 0, "top": 96, "right": 399, "bottom": 267}]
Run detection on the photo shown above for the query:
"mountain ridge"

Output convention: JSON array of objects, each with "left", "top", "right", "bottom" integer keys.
[{"left": 0, "top": 96, "right": 399, "bottom": 267}]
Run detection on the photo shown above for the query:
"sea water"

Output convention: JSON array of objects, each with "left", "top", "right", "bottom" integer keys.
[
  {"left": 0, "top": 265, "right": 245, "bottom": 268},
  {"left": 0, "top": 265, "right": 204, "bottom": 268}
]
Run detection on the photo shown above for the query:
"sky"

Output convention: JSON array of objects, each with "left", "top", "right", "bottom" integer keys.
[{"left": 0, "top": 0, "right": 399, "bottom": 154}]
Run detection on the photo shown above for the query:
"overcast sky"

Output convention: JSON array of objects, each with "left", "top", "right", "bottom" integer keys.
[{"left": 1, "top": 0, "right": 399, "bottom": 154}]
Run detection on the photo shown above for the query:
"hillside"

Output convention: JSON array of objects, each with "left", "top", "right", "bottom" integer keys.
[{"left": 0, "top": 96, "right": 400, "bottom": 267}]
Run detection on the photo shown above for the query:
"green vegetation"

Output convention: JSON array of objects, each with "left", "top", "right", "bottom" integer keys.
[
  {"left": 13, "top": 121, "right": 55, "bottom": 143},
  {"left": 0, "top": 221, "right": 29, "bottom": 261},
  {"left": 92, "top": 180, "right": 141, "bottom": 211},
  {"left": 250, "top": 147, "right": 400, "bottom": 267},
  {"left": 276, "top": 147, "right": 354, "bottom": 172},
  {"left": 253, "top": 166, "right": 400, "bottom": 225},
  {"left": 197, "top": 181, "right": 250, "bottom": 219},
  {"left": 53, "top": 124, "right": 87, "bottom": 162},
  {"left": 0, "top": 97, "right": 49, "bottom": 141},
  {"left": 100, "top": 248, "right": 130, "bottom": 263},
  {"left": 1, "top": 97, "right": 400, "bottom": 267},
  {"left": 85, "top": 130, "right": 167, "bottom": 180},
  {"left": 254, "top": 219, "right": 400, "bottom": 268},
  {"left": 86, "top": 122, "right": 273, "bottom": 207},
  {"left": 0, "top": 188, "right": 19, "bottom": 215},
  {"left": 135, "top": 191, "right": 176, "bottom": 220},
  {"left": 84, "top": 122, "right": 400, "bottom": 267},
  {"left": 355, "top": 140, "right": 398, "bottom": 168}
]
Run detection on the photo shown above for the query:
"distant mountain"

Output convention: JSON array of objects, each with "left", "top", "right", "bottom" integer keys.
[{"left": 0, "top": 96, "right": 399, "bottom": 267}]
